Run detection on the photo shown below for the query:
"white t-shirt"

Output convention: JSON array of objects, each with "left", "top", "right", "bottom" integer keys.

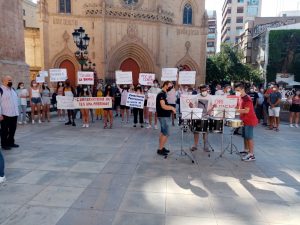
[
  {"left": 167, "top": 88, "right": 176, "bottom": 104},
  {"left": 215, "top": 90, "right": 224, "bottom": 95},
  {"left": 18, "top": 89, "right": 29, "bottom": 106}
]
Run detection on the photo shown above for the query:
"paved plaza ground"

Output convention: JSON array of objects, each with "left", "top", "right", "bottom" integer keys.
[{"left": 0, "top": 116, "right": 300, "bottom": 225}]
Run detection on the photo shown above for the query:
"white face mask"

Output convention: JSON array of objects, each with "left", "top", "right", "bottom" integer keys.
[
  {"left": 83, "top": 88, "right": 88, "bottom": 92},
  {"left": 250, "top": 89, "right": 254, "bottom": 92},
  {"left": 235, "top": 91, "right": 241, "bottom": 97},
  {"left": 59, "top": 83, "right": 63, "bottom": 87},
  {"left": 20, "top": 86, "right": 24, "bottom": 89},
  {"left": 44, "top": 84, "right": 48, "bottom": 87},
  {"left": 144, "top": 88, "right": 148, "bottom": 92},
  {"left": 201, "top": 91, "right": 208, "bottom": 97},
  {"left": 227, "top": 88, "right": 231, "bottom": 92},
  {"left": 153, "top": 83, "right": 158, "bottom": 88},
  {"left": 33, "top": 84, "right": 37, "bottom": 87}
]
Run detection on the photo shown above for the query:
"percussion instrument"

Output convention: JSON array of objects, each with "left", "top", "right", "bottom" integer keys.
[
  {"left": 226, "top": 119, "right": 243, "bottom": 128},
  {"left": 191, "top": 118, "right": 209, "bottom": 133},
  {"left": 209, "top": 117, "right": 224, "bottom": 133}
]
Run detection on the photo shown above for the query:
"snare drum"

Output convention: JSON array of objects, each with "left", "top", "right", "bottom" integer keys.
[
  {"left": 226, "top": 119, "right": 243, "bottom": 128},
  {"left": 191, "top": 118, "right": 209, "bottom": 133},
  {"left": 209, "top": 117, "right": 224, "bottom": 133}
]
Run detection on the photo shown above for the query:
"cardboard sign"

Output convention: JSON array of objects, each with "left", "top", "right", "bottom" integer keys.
[
  {"left": 211, "top": 95, "right": 238, "bottom": 110},
  {"left": 77, "top": 71, "right": 94, "bottom": 85},
  {"left": 139, "top": 73, "right": 155, "bottom": 85},
  {"left": 36, "top": 76, "right": 45, "bottom": 83},
  {"left": 178, "top": 71, "right": 196, "bottom": 85},
  {"left": 126, "top": 93, "right": 145, "bottom": 109},
  {"left": 73, "top": 97, "right": 112, "bottom": 109},
  {"left": 116, "top": 71, "right": 133, "bottom": 84},
  {"left": 147, "top": 93, "right": 157, "bottom": 108},
  {"left": 180, "top": 94, "right": 198, "bottom": 110},
  {"left": 39, "top": 71, "right": 48, "bottom": 77},
  {"left": 57, "top": 96, "right": 75, "bottom": 110},
  {"left": 161, "top": 68, "right": 178, "bottom": 81},
  {"left": 50, "top": 69, "right": 67, "bottom": 82}
]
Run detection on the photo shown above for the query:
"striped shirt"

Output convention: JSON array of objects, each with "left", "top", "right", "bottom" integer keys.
[{"left": 0, "top": 85, "right": 19, "bottom": 117}]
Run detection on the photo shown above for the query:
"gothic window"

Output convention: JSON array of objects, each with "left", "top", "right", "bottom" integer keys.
[
  {"left": 123, "top": 0, "right": 139, "bottom": 6},
  {"left": 183, "top": 3, "right": 192, "bottom": 25},
  {"left": 59, "top": 0, "right": 71, "bottom": 13}
]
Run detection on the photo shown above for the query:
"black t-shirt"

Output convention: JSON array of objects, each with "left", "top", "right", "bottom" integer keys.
[
  {"left": 248, "top": 92, "right": 259, "bottom": 106},
  {"left": 156, "top": 90, "right": 171, "bottom": 117}
]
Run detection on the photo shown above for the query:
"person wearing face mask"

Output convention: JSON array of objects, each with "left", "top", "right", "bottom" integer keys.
[
  {"left": 147, "top": 79, "right": 161, "bottom": 129},
  {"left": 167, "top": 82, "right": 177, "bottom": 126},
  {"left": 288, "top": 90, "right": 300, "bottom": 128},
  {"left": 56, "top": 82, "right": 65, "bottom": 121},
  {"left": 190, "top": 85, "right": 215, "bottom": 152},
  {"left": 103, "top": 84, "right": 114, "bottom": 129},
  {"left": 234, "top": 83, "right": 258, "bottom": 162},
  {"left": 132, "top": 85, "right": 144, "bottom": 128},
  {"left": 118, "top": 84, "right": 130, "bottom": 123},
  {"left": 215, "top": 84, "right": 224, "bottom": 95},
  {"left": 223, "top": 84, "right": 232, "bottom": 96},
  {"left": 41, "top": 82, "right": 51, "bottom": 122},
  {"left": 257, "top": 88, "right": 265, "bottom": 123},
  {"left": 63, "top": 79, "right": 76, "bottom": 126},
  {"left": 79, "top": 85, "right": 92, "bottom": 128},
  {"left": 143, "top": 86, "right": 150, "bottom": 124},
  {"left": 95, "top": 84, "right": 104, "bottom": 120},
  {"left": 30, "top": 80, "right": 42, "bottom": 124},
  {"left": 16, "top": 82, "right": 29, "bottom": 124},
  {"left": 113, "top": 84, "right": 121, "bottom": 117},
  {"left": 267, "top": 84, "right": 282, "bottom": 131}
]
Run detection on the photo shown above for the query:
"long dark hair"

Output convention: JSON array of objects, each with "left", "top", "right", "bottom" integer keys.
[
  {"left": 17, "top": 82, "right": 24, "bottom": 89},
  {"left": 80, "top": 85, "right": 90, "bottom": 97},
  {"left": 104, "top": 84, "right": 113, "bottom": 97},
  {"left": 42, "top": 83, "right": 50, "bottom": 91}
]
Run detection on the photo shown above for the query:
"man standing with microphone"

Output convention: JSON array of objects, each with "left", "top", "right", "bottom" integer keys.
[{"left": 156, "top": 81, "right": 176, "bottom": 156}]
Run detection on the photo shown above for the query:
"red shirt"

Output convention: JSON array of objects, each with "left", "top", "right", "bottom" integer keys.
[{"left": 240, "top": 95, "right": 258, "bottom": 126}]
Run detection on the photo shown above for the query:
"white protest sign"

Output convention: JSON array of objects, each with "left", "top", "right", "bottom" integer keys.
[
  {"left": 36, "top": 76, "right": 45, "bottom": 83},
  {"left": 210, "top": 95, "right": 238, "bottom": 110},
  {"left": 39, "top": 71, "right": 48, "bottom": 77},
  {"left": 73, "top": 97, "right": 112, "bottom": 109},
  {"left": 161, "top": 68, "right": 178, "bottom": 81},
  {"left": 178, "top": 71, "right": 196, "bottom": 85},
  {"left": 56, "top": 96, "right": 75, "bottom": 109},
  {"left": 126, "top": 93, "right": 145, "bottom": 109},
  {"left": 147, "top": 93, "right": 157, "bottom": 108},
  {"left": 139, "top": 73, "right": 155, "bottom": 85},
  {"left": 180, "top": 94, "right": 198, "bottom": 110},
  {"left": 50, "top": 69, "right": 67, "bottom": 82},
  {"left": 77, "top": 71, "right": 94, "bottom": 85},
  {"left": 116, "top": 71, "right": 133, "bottom": 84}
]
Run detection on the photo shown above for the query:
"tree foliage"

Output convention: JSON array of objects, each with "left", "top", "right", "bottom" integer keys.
[{"left": 206, "top": 44, "right": 263, "bottom": 85}]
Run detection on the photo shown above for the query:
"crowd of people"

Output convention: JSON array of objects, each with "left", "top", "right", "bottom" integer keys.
[{"left": 1, "top": 73, "right": 300, "bottom": 183}]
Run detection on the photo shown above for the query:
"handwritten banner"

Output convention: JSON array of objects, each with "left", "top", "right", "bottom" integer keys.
[
  {"left": 77, "top": 71, "right": 94, "bottom": 85},
  {"left": 161, "top": 68, "right": 178, "bottom": 81},
  {"left": 147, "top": 93, "right": 157, "bottom": 108},
  {"left": 50, "top": 69, "right": 67, "bottom": 82},
  {"left": 73, "top": 97, "right": 112, "bottom": 109},
  {"left": 116, "top": 71, "right": 133, "bottom": 84},
  {"left": 211, "top": 95, "right": 238, "bottom": 109},
  {"left": 178, "top": 71, "right": 196, "bottom": 85},
  {"left": 57, "top": 96, "right": 75, "bottom": 110},
  {"left": 139, "top": 73, "right": 155, "bottom": 85},
  {"left": 126, "top": 93, "right": 145, "bottom": 109}
]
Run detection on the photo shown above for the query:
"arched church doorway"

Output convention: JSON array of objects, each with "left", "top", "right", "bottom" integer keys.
[
  {"left": 59, "top": 60, "right": 76, "bottom": 87},
  {"left": 120, "top": 58, "right": 140, "bottom": 86}
]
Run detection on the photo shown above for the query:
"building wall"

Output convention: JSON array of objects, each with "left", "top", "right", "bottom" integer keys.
[
  {"left": 39, "top": 0, "right": 208, "bottom": 86},
  {"left": 0, "top": 0, "right": 29, "bottom": 84},
  {"left": 23, "top": 0, "right": 39, "bottom": 28},
  {"left": 207, "top": 10, "right": 217, "bottom": 56}
]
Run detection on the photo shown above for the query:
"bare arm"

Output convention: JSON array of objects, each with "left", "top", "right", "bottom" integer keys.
[{"left": 160, "top": 99, "right": 176, "bottom": 113}]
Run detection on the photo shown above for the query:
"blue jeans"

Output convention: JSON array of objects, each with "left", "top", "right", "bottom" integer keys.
[
  {"left": 18, "top": 105, "right": 27, "bottom": 122},
  {"left": 242, "top": 126, "right": 254, "bottom": 140},
  {"left": 0, "top": 150, "right": 4, "bottom": 177},
  {"left": 158, "top": 117, "right": 169, "bottom": 136}
]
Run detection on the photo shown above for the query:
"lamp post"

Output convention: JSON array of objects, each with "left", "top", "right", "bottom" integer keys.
[{"left": 72, "top": 27, "right": 90, "bottom": 71}]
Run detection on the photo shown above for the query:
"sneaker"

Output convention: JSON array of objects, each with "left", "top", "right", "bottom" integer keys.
[
  {"left": 154, "top": 125, "right": 158, "bottom": 130},
  {"left": 203, "top": 147, "right": 210, "bottom": 152},
  {"left": 86, "top": 124, "right": 89, "bottom": 128},
  {"left": 146, "top": 125, "right": 152, "bottom": 129},
  {"left": 157, "top": 149, "right": 168, "bottom": 156},
  {"left": 18, "top": 121, "right": 22, "bottom": 125},
  {"left": 239, "top": 150, "right": 249, "bottom": 156},
  {"left": 65, "top": 121, "right": 72, "bottom": 125},
  {"left": 290, "top": 124, "right": 294, "bottom": 128},
  {"left": 24, "top": 121, "right": 27, "bottom": 124},
  {"left": 38, "top": 120, "right": 42, "bottom": 124},
  {"left": 72, "top": 122, "right": 76, "bottom": 126},
  {"left": 133, "top": 124, "right": 137, "bottom": 127},
  {"left": 295, "top": 124, "right": 299, "bottom": 128},
  {"left": 82, "top": 124, "right": 86, "bottom": 128},
  {"left": 32, "top": 120, "right": 35, "bottom": 124},
  {"left": 141, "top": 124, "right": 144, "bottom": 128},
  {"left": 190, "top": 146, "right": 198, "bottom": 151},
  {"left": 58, "top": 118, "right": 62, "bottom": 122},
  {"left": 0, "top": 176, "right": 6, "bottom": 184},
  {"left": 162, "top": 147, "right": 170, "bottom": 153},
  {"left": 242, "top": 153, "right": 256, "bottom": 161}
]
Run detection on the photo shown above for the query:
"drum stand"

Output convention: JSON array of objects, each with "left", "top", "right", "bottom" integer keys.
[{"left": 222, "top": 127, "right": 242, "bottom": 158}]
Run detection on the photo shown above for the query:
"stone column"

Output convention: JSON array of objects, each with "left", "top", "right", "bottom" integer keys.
[{"left": 0, "top": 0, "right": 30, "bottom": 84}]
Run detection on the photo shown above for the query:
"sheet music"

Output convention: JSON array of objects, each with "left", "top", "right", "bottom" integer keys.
[
  {"left": 181, "top": 108, "right": 203, "bottom": 120},
  {"left": 213, "top": 108, "right": 236, "bottom": 119}
]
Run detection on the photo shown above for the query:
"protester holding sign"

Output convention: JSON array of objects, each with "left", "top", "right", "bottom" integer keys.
[
  {"left": 79, "top": 85, "right": 91, "bottom": 128},
  {"left": 29, "top": 80, "right": 42, "bottom": 124},
  {"left": 41, "top": 82, "right": 51, "bottom": 122},
  {"left": 118, "top": 84, "right": 130, "bottom": 123},
  {"left": 131, "top": 85, "right": 144, "bottom": 128},
  {"left": 63, "top": 79, "right": 76, "bottom": 127},
  {"left": 95, "top": 85, "right": 104, "bottom": 120},
  {"left": 103, "top": 84, "right": 114, "bottom": 129},
  {"left": 147, "top": 79, "right": 161, "bottom": 129},
  {"left": 56, "top": 82, "right": 65, "bottom": 121}
]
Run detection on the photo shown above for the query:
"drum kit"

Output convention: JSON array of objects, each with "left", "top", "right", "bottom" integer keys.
[{"left": 176, "top": 108, "right": 245, "bottom": 164}]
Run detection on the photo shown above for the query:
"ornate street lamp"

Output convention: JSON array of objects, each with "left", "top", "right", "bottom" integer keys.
[{"left": 72, "top": 27, "right": 90, "bottom": 70}]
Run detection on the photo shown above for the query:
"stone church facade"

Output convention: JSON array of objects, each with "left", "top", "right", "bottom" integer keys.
[{"left": 39, "top": 0, "right": 207, "bottom": 86}]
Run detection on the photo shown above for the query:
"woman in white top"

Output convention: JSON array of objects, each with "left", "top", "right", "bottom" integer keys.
[
  {"left": 118, "top": 84, "right": 130, "bottom": 123},
  {"left": 147, "top": 79, "right": 161, "bottom": 129},
  {"left": 29, "top": 80, "right": 42, "bottom": 124},
  {"left": 16, "top": 82, "right": 29, "bottom": 124}
]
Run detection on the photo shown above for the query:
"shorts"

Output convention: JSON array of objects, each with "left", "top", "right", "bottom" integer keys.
[
  {"left": 144, "top": 100, "right": 148, "bottom": 107},
  {"left": 290, "top": 104, "right": 300, "bottom": 113},
  {"left": 42, "top": 97, "right": 51, "bottom": 105},
  {"left": 104, "top": 108, "right": 113, "bottom": 111},
  {"left": 149, "top": 107, "right": 156, "bottom": 113},
  {"left": 158, "top": 117, "right": 169, "bottom": 136},
  {"left": 242, "top": 126, "right": 254, "bottom": 140},
  {"left": 268, "top": 106, "right": 280, "bottom": 117},
  {"left": 31, "top": 97, "right": 42, "bottom": 104},
  {"left": 120, "top": 105, "right": 130, "bottom": 110}
]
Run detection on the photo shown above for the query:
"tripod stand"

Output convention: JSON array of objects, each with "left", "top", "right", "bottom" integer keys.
[{"left": 222, "top": 127, "right": 242, "bottom": 158}]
